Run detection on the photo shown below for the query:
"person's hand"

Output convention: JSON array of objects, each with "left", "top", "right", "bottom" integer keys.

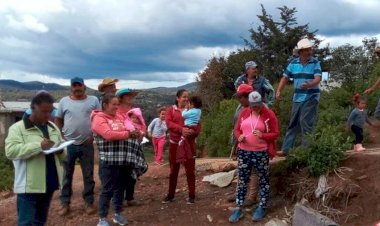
[
  {"left": 238, "top": 135, "right": 245, "bottom": 143},
  {"left": 253, "top": 130, "right": 263, "bottom": 138},
  {"left": 300, "top": 82, "right": 310, "bottom": 89},
  {"left": 85, "top": 137, "right": 94, "bottom": 145},
  {"left": 147, "top": 132, "right": 152, "bottom": 139},
  {"left": 129, "top": 130, "right": 140, "bottom": 139},
  {"left": 182, "top": 127, "right": 194, "bottom": 137},
  {"left": 41, "top": 138, "right": 55, "bottom": 150},
  {"left": 275, "top": 91, "right": 281, "bottom": 101},
  {"left": 364, "top": 87, "right": 375, "bottom": 95}
]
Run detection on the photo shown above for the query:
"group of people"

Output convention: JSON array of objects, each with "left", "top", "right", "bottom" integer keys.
[
  {"left": 4, "top": 37, "right": 380, "bottom": 225},
  {"left": 4, "top": 75, "right": 203, "bottom": 226}
]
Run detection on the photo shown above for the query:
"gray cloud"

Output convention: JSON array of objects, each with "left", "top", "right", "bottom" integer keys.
[{"left": 0, "top": 0, "right": 379, "bottom": 84}]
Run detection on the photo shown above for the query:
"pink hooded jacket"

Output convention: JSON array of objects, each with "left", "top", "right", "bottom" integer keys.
[
  {"left": 123, "top": 108, "right": 147, "bottom": 133},
  {"left": 91, "top": 110, "right": 129, "bottom": 141}
]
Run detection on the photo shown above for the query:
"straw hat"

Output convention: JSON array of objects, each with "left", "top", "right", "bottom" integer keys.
[
  {"left": 294, "top": 38, "right": 314, "bottom": 54},
  {"left": 98, "top": 77, "right": 119, "bottom": 92}
]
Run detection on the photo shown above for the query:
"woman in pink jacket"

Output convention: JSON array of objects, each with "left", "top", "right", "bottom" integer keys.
[{"left": 91, "top": 94, "right": 146, "bottom": 226}]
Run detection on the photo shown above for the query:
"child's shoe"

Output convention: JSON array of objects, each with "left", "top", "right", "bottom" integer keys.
[{"left": 355, "top": 144, "right": 366, "bottom": 152}]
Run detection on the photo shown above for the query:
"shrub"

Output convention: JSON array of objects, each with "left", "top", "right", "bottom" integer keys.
[
  {"left": 0, "top": 150, "right": 14, "bottom": 191},
  {"left": 198, "top": 99, "right": 238, "bottom": 157}
]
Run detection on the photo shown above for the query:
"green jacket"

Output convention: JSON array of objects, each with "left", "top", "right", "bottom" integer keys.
[{"left": 5, "top": 117, "right": 66, "bottom": 193}]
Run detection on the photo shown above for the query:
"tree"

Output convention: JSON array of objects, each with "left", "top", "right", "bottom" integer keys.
[
  {"left": 326, "top": 38, "right": 378, "bottom": 92},
  {"left": 245, "top": 5, "right": 328, "bottom": 81},
  {"left": 195, "top": 57, "right": 225, "bottom": 112}
]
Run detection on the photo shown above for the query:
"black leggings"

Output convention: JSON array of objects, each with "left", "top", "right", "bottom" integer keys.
[{"left": 351, "top": 125, "right": 363, "bottom": 144}]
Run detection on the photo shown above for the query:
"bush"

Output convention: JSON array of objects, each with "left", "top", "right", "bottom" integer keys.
[
  {"left": 0, "top": 150, "right": 14, "bottom": 191},
  {"left": 198, "top": 99, "right": 238, "bottom": 157}
]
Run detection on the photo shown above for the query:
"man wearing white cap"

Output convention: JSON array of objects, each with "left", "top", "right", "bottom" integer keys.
[
  {"left": 276, "top": 38, "right": 322, "bottom": 155},
  {"left": 364, "top": 46, "right": 380, "bottom": 119}
]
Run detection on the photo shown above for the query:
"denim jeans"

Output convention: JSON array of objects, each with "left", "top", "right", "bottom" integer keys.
[
  {"left": 17, "top": 192, "right": 55, "bottom": 226},
  {"left": 98, "top": 162, "right": 131, "bottom": 218},
  {"left": 281, "top": 98, "right": 319, "bottom": 154},
  {"left": 60, "top": 143, "right": 95, "bottom": 205},
  {"left": 375, "top": 98, "right": 380, "bottom": 120}
]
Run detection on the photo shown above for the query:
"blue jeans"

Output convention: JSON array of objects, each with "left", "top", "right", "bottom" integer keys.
[
  {"left": 236, "top": 150, "right": 269, "bottom": 209},
  {"left": 375, "top": 98, "right": 380, "bottom": 120},
  {"left": 98, "top": 162, "right": 131, "bottom": 218},
  {"left": 281, "top": 98, "right": 319, "bottom": 154},
  {"left": 17, "top": 192, "right": 55, "bottom": 226},
  {"left": 60, "top": 143, "right": 95, "bottom": 205}
]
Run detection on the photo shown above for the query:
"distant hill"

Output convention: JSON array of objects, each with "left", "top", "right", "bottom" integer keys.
[
  {"left": 0, "top": 79, "right": 197, "bottom": 123},
  {"left": 142, "top": 82, "right": 197, "bottom": 94},
  {"left": 0, "top": 79, "right": 67, "bottom": 91}
]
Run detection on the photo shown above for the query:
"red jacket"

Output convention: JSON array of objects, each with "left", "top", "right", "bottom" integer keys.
[
  {"left": 234, "top": 105, "right": 279, "bottom": 158},
  {"left": 165, "top": 105, "right": 201, "bottom": 143}
]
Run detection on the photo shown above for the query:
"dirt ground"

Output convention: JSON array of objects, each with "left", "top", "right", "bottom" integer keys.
[{"left": 0, "top": 126, "right": 380, "bottom": 226}]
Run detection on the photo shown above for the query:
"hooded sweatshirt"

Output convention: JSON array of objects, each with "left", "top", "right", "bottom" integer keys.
[
  {"left": 91, "top": 110, "right": 129, "bottom": 141},
  {"left": 124, "top": 108, "right": 147, "bottom": 134}
]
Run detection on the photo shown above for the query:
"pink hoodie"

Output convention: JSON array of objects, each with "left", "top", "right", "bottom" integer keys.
[
  {"left": 123, "top": 108, "right": 147, "bottom": 133},
  {"left": 91, "top": 110, "right": 129, "bottom": 141}
]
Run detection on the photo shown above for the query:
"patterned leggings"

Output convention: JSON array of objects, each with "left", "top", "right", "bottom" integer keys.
[{"left": 236, "top": 149, "right": 270, "bottom": 209}]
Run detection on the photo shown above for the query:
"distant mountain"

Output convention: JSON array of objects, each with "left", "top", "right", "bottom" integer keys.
[
  {"left": 0, "top": 79, "right": 198, "bottom": 124},
  {"left": 0, "top": 79, "right": 67, "bottom": 91},
  {"left": 147, "top": 82, "right": 197, "bottom": 94}
]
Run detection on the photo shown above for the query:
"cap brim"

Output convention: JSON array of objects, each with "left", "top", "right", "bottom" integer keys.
[
  {"left": 117, "top": 91, "right": 138, "bottom": 97},
  {"left": 249, "top": 102, "right": 262, "bottom": 107}
]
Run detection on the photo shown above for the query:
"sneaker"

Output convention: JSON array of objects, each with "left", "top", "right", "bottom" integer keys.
[
  {"left": 97, "top": 218, "right": 110, "bottom": 226},
  {"left": 58, "top": 204, "right": 70, "bottom": 216},
  {"left": 252, "top": 206, "right": 266, "bottom": 221},
  {"left": 162, "top": 195, "right": 175, "bottom": 203},
  {"left": 84, "top": 203, "right": 96, "bottom": 215},
  {"left": 113, "top": 213, "right": 128, "bottom": 226},
  {"left": 127, "top": 200, "right": 140, "bottom": 206},
  {"left": 186, "top": 197, "right": 195, "bottom": 204},
  {"left": 229, "top": 208, "right": 243, "bottom": 223}
]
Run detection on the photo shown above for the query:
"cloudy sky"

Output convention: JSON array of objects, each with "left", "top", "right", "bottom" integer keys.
[{"left": 0, "top": 0, "right": 380, "bottom": 90}]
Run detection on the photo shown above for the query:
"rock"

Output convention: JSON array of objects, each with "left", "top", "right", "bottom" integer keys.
[
  {"left": 265, "top": 218, "right": 288, "bottom": 226},
  {"left": 207, "top": 215, "right": 213, "bottom": 222},
  {"left": 293, "top": 203, "right": 339, "bottom": 226},
  {"left": 202, "top": 169, "right": 236, "bottom": 187}
]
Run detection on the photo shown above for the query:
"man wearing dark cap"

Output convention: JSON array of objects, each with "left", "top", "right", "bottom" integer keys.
[{"left": 55, "top": 77, "right": 100, "bottom": 216}]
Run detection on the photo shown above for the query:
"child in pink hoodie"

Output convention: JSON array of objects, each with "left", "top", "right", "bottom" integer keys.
[{"left": 124, "top": 108, "right": 147, "bottom": 137}]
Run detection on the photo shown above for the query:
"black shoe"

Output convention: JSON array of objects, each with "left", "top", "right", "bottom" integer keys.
[
  {"left": 162, "top": 195, "right": 175, "bottom": 203},
  {"left": 186, "top": 197, "right": 195, "bottom": 204}
]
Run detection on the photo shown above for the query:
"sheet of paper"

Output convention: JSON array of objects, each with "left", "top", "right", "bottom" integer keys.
[{"left": 42, "top": 140, "right": 75, "bottom": 155}]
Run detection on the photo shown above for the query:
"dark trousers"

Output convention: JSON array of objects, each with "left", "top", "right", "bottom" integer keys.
[
  {"left": 124, "top": 174, "right": 136, "bottom": 201},
  {"left": 351, "top": 125, "right": 364, "bottom": 144},
  {"left": 60, "top": 144, "right": 95, "bottom": 205},
  {"left": 168, "top": 143, "right": 196, "bottom": 199},
  {"left": 99, "top": 162, "right": 131, "bottom": 218},
  {"left": 282, "top": 98, "right": 319, "bottom": 154},
  {"left": 17, "top": 192, "right": 55, "bottom": 226}
]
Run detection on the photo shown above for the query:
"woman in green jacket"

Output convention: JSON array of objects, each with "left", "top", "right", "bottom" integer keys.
[{"left": 5, "top": 92, "right": 66, "bottom": 226}]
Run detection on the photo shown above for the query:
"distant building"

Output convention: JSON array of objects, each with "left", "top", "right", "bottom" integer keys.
[{"left": 0, "top": 101, "right": 58, "bottom": 149}]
